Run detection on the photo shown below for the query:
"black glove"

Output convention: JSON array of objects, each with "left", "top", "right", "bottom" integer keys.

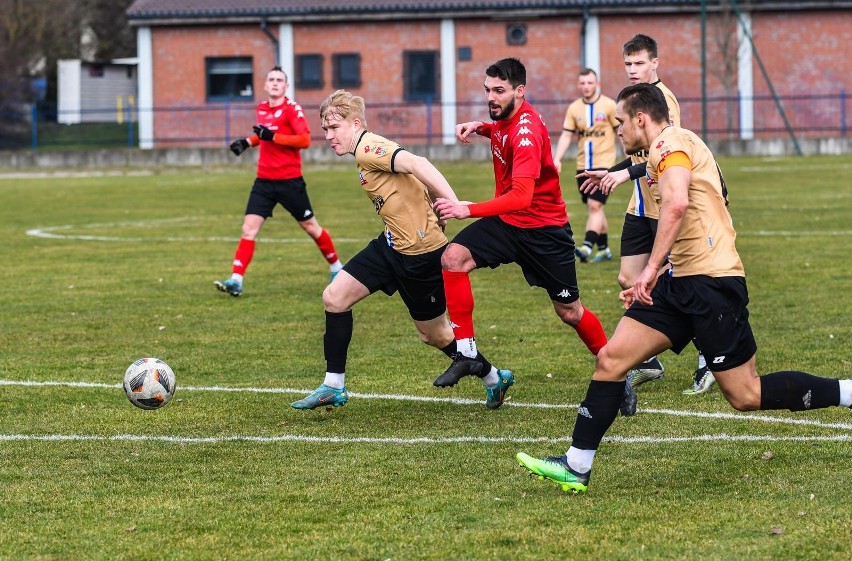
[
  {"left": 229, "top": 138, "right": 249, "bottom": 156},
  {"left": 253, "top": 124, "right": 276, "bottom": 142}
]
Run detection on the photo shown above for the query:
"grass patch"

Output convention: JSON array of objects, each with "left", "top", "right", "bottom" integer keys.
[{"left": 0, "top": 156, "right": 850, "bottom": 560}]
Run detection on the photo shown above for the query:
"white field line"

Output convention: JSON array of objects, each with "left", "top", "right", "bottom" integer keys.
[
  {"left": 1, "top": 433, "right": 851, "bottom": 445},
  {"left": 2, "top": 379, "right": 851, "bottom": 432},
  {"left": 26, "top": 225, "right": 852, "bottom": 242}
]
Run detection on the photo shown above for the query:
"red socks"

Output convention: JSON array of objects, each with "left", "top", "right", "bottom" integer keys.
[
  {"left": 232, "top": 238, "right": 255, "bottom": 275},
  {"left": 442, "top": 270, "right": 476, "bottom": 340},
  {"left": 315, "top": 229, "right": 339, "bottom": 264},
  {"left": 575, "top": 306, "right": 608, "bottom": 356}
]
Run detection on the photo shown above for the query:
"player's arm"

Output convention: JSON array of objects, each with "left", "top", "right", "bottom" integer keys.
[
  {"left": 434, "top": 176, "right": 535, "bottom": 221},
  {"left": 253, "top": 125, "right": 310, "bottom": 148},
  {"left": 634, "top": 152, "right": 691, "bottom": 305},
  {"left": 393, "top": 150, "right": 460, "bottom": 203},
  {"left": 553, "top": 129, "right": 577, "bottom": 174},
  {"left": 456, "top": 121, "right": 492, "bottom": 143}
]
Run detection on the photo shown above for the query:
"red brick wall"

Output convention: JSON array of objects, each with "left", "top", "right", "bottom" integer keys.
[{"left": 147, "top": 10, "right": 850, "bottom": 146}]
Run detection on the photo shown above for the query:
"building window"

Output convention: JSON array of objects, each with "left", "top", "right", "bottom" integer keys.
[
  {"left": 506, "top": 23, "right": 528, "bottom": 45},
  {"left": 457, "top": 46, "right": 472, "bottom": 62},
  {"left": 296, "top": 54, "right": 324, "bottom": 89},
  {"left": 333, "top": 53, "right": 361, "bottom": 88},
  {"left": 206, "top": 57, "right": 253, "bottom": 102},
  {"left": 403, "top": 51, "right": 439, "bottom": 102}
]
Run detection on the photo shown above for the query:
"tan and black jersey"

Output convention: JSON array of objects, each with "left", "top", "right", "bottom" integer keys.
[
  {"left": 562, "top": 94, "right": 619, "bottom": 170},
  {"left": 353, "top": 131, "right": 447, "bottom": 255},
  {"left": 647, "top": 126, "right": 743, "bottom": 278},
  {"left": 627, "top": 80, "right": 681, "bottom": 219}
]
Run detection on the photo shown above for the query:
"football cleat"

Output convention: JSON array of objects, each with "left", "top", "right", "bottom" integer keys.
[
  {"left": 516, "top": 452, "right": 590, "bottom": 494},
  {"left": 485, "top": 370, "right": 515, "bottom": 409},
  {"left": 575, "top": 245, "right": 593, "bottom": 263},
  {"left": 627, "top": 356, "right": 665, "bottom": 388},
  {"left": 683, "top": 366, "right": 717, "bottom": 396},
  {"left": 433, "top": 353, "right": 483, "bottom": 387},
  {"left": 590, "top": 247, "right": 613, "bottom": 262},
  {"left": 291, "top": 384, "right": 348, "bottom": 410},
  {"left": 214, "top": 278, "right": 243, "bottom": 297},
  {"left": 620, "top": 379, "right": 638, "bottom": 416}
]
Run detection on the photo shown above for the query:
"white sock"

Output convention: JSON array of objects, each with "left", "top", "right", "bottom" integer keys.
[
  {"left": 329, "top": 260, "right": 343, "bottom": 273},
  {"left": 697, "top": 353, "right": 706, "bottom": 369},
  {"left": 457, "top": 337, "right": 477, "bottom": 359},
  {"left": 481, "top": 367, "right": 499, "bottom": 387},
  {"left": 565, "top": 446, "right": 596, "bottom": 474},
  {"left": 323, "top": 372, "right": 345, "bottom": 389},
  {"left": 231, "top": 273, "right": 244, "bottom": 283},
  {"left": 839, "top": 379, "right": 852, "bottom": 407}
]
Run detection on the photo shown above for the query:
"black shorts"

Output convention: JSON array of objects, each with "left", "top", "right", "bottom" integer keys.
[
  {"left": 450, "top": 216, "right": 580, "bottom": 304},
  {"left": 343, "top": 233, "right": 447, "bottom": 321},
  {"left": 576, "top": 169, "right": 609, "bottom": 205},
  {"left": 624, "top": 275, "right": 757, "bottom": 371},
  {"left": 245, "top": 177, "right": 315, "bottom": 222},
  {"left": 620, "top": 213, "right": 658, "bottom": 257}
]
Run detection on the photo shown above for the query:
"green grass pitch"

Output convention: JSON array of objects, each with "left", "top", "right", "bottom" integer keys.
[{"left": 1, "top": 156, "right": 850, "bottom": 560}]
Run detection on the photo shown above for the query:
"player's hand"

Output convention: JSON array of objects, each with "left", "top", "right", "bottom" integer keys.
[
  {"left": 455, "top": 121, "right": 482, "bottom": 144},
  {"left": 619, "top": 287, "right": 636, "bottom": 310},
  {"left": 253, "top": 124, "right": 275, "bottom": 141},
  {"left": 577, "top": 169, "right": 605, "bottom": 194},
  {"left": 433, "top": 197, "right": 472, "bottom": 220},
  {"left": 633, "top": 265, "right": 659, "bottom": 306},
  {"left": 229, "top": 138, "right": 250, "bottom": 156}
]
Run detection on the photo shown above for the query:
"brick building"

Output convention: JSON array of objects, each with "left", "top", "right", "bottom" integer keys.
[{"left": 126, "top": 0, "right": 852, "bottom": 149}]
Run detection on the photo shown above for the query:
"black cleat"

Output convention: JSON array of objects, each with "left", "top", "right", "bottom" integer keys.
[
  {"left": 433, "top": 353, "right": 483, "bottom": 387},
  {"left": 620, "top": 379, "right": 638, "bottom": 417}
]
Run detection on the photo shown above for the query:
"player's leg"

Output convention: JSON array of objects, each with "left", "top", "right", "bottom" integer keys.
[
  {"left": 517, "top": 317, "right": 673, "bottom": 493},
  {"left": 587, "top": 190, "right": 612, "bottom": 263},
  {"left": 618, "top": 214, "right": 665, "bottom": 385},
  {"left": 214, "top": 213, "right": 265, "bottom": 297},
  {"left": 278, "top": 177, "right": 344, "bottom": 279},
  {"left": 435, "top": 219, "right": 506, "bottom": 387}
]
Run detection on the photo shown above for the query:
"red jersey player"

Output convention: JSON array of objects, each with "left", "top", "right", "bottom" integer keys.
[
  {"left": 432, "top": 58, "right": 610, "bottom": 407},
  {"left": 217, "top": 66, "right": 343, "bottom": 296}
]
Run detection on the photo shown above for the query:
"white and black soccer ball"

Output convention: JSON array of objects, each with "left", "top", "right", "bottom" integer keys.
[{"left": 123, "top": 358, "right": 176, "bottom": 410}]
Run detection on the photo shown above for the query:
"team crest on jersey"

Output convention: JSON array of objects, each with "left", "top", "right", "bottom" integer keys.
[
  {"left": 372, "top": 195, "right": 385, "bottom": 214},
  {"left": 274, "top": 109, "right": 283, "bottom": 118},
  {"left": 374, "top": 146, "right": 387, "bottom": 157},
  {"left": 595, "top": 112, "right": 606, "bottom": 122}
]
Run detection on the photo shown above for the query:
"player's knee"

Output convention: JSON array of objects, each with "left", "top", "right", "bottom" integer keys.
[
  {"left": 617, "top": 271, "right": 632, "bottom": 290},
  {"left": 722, "top": 387, "right": 761, "bottom": 411},
  {"left": 440, "top": 244, "right": 470, "bottom": 271},
  {"left": 322, "top": 284, "right": 346, "bottom": 313},
  {"left": 554, "top": 301, "right": 583, "bottom": 326}
]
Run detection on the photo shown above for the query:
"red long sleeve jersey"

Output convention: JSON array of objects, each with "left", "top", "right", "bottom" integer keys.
[
  {"left": 255, "top": 98, "right": 309, "bottom": 180},
  {"left": 478, "top": 100, "right": 568, "bottom": 228}
]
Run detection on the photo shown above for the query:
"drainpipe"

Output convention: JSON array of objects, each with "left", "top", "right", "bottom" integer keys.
[{"left": 260, "top": 17, "right": 280, "bottom": 65}]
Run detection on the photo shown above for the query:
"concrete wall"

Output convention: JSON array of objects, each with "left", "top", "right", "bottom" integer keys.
[{"left": 2, "top": 137, "right": 850, "bottom": 171}]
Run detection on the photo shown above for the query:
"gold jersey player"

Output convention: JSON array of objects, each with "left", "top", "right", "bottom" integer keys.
[
  {"left": 517, "top": 83, "right": 852, "bottom": 494},
  {"left": 433, "top": 58, "right": 608, "bottom": 395},
  {"left": 553, "top": 68, "right": 619, "bottom": 264},
  {"left": 291, "top": 89, "right": 511, "bottom": 411},
  {"left": 218, "top": 66, "right": 343, "bottom": 297}
]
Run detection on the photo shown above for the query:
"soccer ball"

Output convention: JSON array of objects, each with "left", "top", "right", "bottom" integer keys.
[{"left": 123, "top": 358, "right": 176, "bottom": 410}]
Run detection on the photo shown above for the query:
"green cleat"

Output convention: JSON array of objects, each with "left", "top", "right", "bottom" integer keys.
[
  {"left": 516, "top": 452, "right": 590, "bottom": 494},
  {"left": 291, "top": 384, "right": 348, "bottom": 410},
  {"left": 214, "top": 278, "right": 243, "bottom": 297},
  {"left": 485, "top": 370, "right": 514, "bottom": 409}
]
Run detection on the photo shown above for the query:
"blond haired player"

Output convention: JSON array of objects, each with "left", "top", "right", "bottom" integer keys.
[
  {"left": 553, "top": 68, "right": 619, "bottom": 263},
  {"left": 291, "top": 90, "right": 510, "bottom": 410},
  {"left": 517, "top": 83, "right": 852, "bottom": 494}
]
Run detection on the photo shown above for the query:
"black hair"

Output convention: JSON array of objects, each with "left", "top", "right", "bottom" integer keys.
[
  {"left": 485, "top": 58, "right": 526, "bottom": 88},
  {"left": 623, "top": 34, "right": 658, "bottom": 58},
  {"left": 616, "top": 83, "right": 669, "bottom": 123}
]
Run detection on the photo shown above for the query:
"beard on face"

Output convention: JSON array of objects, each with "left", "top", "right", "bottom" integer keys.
[{"left": 489, "top": 98, "right": 516, "bottom": 121}]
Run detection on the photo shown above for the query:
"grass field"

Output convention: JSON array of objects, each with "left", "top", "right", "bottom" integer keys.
[{"left": 1, "top": 156, "right": 850, "bottom": 560}]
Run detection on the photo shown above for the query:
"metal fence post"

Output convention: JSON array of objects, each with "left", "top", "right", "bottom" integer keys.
[{"left": 842, "top": 89, "right": 847, "bottom": 137}]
